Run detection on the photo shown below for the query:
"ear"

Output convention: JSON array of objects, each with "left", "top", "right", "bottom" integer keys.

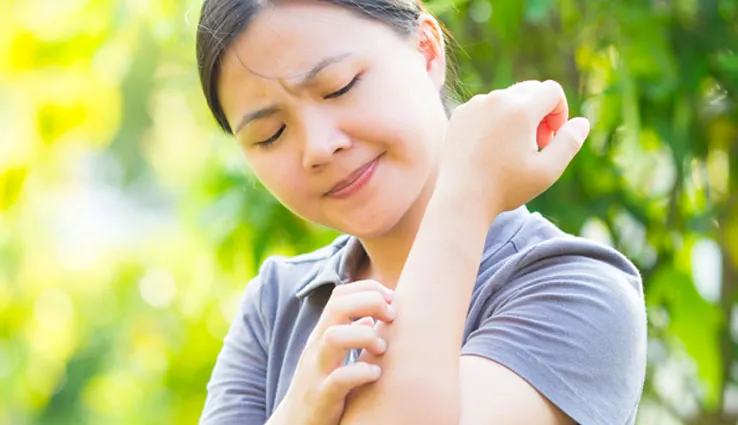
[{"left": 414, "top": 14, "right": 447, "bottom": 91}]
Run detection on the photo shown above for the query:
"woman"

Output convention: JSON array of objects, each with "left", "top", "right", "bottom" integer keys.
[{"left": 196, "top": 0, "right": 647, "bottom": 424}]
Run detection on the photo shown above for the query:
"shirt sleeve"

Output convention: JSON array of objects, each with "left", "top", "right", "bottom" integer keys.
[
  {"left": 460, "top": 241, "right": 648, "bottom": 425},
  {"left": 200, "top": 271, "right": 271, "bottom": 425}
]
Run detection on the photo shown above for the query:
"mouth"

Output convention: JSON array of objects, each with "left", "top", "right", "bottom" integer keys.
[{"left": 325, "top": 155, "right": 382, "bottom": 198}]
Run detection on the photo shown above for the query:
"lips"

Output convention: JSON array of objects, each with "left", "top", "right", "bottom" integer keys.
[{"left": 325, "top": 156, "right": 380, "bottom": 198}]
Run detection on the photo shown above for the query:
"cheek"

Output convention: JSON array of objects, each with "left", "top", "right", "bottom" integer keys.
[
  {"left": 248, "top": 155, "right": 308, "bottom": 207},
  {"left": 358, "top": 91, "right": 442, "bottom": 169},
  {"left": 345, "top": 83, "right": 428, "bottom": 151},
  {"left": 366, "top": 66, "right": 444, "bottom": 138}
]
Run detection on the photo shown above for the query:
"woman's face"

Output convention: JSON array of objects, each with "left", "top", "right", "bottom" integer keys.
[{"left": 217, "top": 1, "right": 448, "bottom": 237}]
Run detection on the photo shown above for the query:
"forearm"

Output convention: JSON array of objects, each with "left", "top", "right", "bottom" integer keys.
[
  {"left": 340, "top": 187, "right": 496, "bottom": 425},
  {"left": 268, "top": 396, "right": 306, "bottom": 425}
]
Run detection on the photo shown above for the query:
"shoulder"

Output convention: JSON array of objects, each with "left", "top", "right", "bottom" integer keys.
[
  {"left": 472, "top": 209, "right": 648, "bottom": 373},
  {"left": 476, "top": 211, "right": 645, "bottom": 331},
  {"left": 509, "top": 216, "right": 647, "bottom": 344},
  {"left": 481, "top": 210, "right": 642, "bottom": 295},
  {"left": 466, "top": 212, "right": 647, "bottom": 424},
  {"left": 513, "top": 212, "right": 642, "bottom": 299}
]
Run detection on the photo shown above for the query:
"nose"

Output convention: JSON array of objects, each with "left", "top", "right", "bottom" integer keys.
[{"left": 300, "top": 113, "right": 351, "bottom": 170}]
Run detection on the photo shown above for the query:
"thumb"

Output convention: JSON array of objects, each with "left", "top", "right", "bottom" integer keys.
[{"left": 533, "top": 116, "right": 590, "bottom": 181}]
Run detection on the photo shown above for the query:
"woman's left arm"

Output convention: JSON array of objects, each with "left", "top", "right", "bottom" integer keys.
[
  {"left": 339, "top": 80, "right": 604, "bottom": 425},
  {"left": 338, "top": 192, "right": 575, "bottom": 425},
  {"left": 339, "top": 187, "right": 495, "bottom": 425}
]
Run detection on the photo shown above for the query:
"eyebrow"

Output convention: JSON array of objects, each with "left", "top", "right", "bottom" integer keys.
[{"left": 234, "top": 53, "right": 352, "bottom": 134}]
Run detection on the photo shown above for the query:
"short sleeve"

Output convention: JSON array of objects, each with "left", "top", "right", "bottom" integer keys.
[
  {"left": 460, "top": 245, "right": 647, "bottom": 425},
  {"left": 200, "top": 272, "right": 271, "bottom": 425}
]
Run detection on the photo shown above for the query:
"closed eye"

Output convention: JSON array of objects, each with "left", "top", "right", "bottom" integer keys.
[
  {"left": 255, "top": 75, "right": 361, "bottom": 147},
  {"left": 324, "top": 75, "right": 362, "bottom": 100},
  {"left": 256, "top": 124, "right": 285, "bottom": 147}
]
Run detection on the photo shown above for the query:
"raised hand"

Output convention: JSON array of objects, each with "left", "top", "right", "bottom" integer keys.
[{"left": 437, "top": 80, "right": 590, "bottom": 223}]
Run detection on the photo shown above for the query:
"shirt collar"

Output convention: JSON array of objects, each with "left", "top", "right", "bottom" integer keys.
[
  {"left": 295, "top": 236, "right": 365, "bottom": 299},
  {"left": 295, "top": 206, "right": 530, "bottom": 299}
]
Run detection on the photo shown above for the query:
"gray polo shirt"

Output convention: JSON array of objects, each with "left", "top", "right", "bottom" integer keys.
[{"left": 200, "top": 206, "right": 647, "bottom": 425}]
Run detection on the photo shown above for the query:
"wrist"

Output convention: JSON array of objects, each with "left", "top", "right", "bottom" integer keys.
[{"left": 431, "top": 173, "right": 502, "bottom": 227}]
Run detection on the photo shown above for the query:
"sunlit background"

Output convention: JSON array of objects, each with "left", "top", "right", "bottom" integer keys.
[{"left": 1, "top": 0, "right": 736, "bottom": 424}]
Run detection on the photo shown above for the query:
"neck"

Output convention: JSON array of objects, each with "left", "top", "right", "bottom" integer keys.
[{"left": 355, "top": 169, "right": 439, "bottom": 290}]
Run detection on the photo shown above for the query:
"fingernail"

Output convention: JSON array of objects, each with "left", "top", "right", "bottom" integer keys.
[
  {"left": 371, "top": 364, "right": 382, "bottom": 377},
  {"left": 384, "top": 289, "right": 395, "bottom": 300},
  {"left": 387, "top": 304, "right": 397, "bottom": 320},
  {"left": 377, "top": 338, "right": 387, "bottom": 352}
]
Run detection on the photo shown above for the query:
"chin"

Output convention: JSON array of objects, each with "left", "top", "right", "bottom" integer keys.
[
  {"left": 342, "top": 219, "right": 398, "bottom": 239},
  {"left": 329, "top": 199, "right": 417, "bottom": 239}
]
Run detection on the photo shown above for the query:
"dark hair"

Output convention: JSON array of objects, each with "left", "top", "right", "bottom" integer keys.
[{"left": 196, "top": 0, "right": 460, "bottom": 134}]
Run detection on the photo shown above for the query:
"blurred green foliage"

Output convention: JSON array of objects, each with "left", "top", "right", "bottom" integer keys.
[{"left": 0, "top": 0, "right": 736, "bottom": 424}]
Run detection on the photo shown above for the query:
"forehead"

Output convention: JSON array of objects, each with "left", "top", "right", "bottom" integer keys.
[{"left": 218, "top": 2, "right": 406, "bottom": 91}]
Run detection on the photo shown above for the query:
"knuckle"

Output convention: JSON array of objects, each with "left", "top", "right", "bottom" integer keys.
[
  {"left": 320, "top": 374, "right": 342, "bottom": 397},
  {"left": 329, "top": 300, "right": 349, "bottom": 318},
  {"left": 367, "top": 291, "right": 385, "bottom": 307},
  {"left": 505, "top": 100, "right": 531, "bottom": 121},
  {"left": 342, "top": 279, "right": 383, "bottom": 294},
  {"left": 484, "top": 91, "right": 504, "bottom": 105},
  {"left": 461, "top": 94, "right": 488, "bottom": 111},
  {"left": 321, "top": 326, "right": 342, "bottom": 347},
  {"left": 362, "top": 279, "right": 384, "bottom": 292},
  {"left": 324, "top": 297, "right": 347, "bottom": 319},
  {"left": 357, "top": 326, "right": 375, "bottom": 342},
  {"left": 543, "top": 79, "right": 564, "bottom": 93},
  {"left": 467, "top": 94, "right": 485, "bottom": 104},
  {"left": 508, "top": 80, "right": 540, "bottom": 95},
  {"left": 542, "top": 80, "right": 567, "bottom": 103},
  {"left": 323, "top": 368, "right": 355, "bottom": 396},
  {"left": 331, "top": 284, "right": 348, "bottom": 297}
]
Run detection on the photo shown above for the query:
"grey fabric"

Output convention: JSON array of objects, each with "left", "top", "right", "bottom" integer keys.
[{"left": 200, "top": 206, "right": 647, "bottom": 425}]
